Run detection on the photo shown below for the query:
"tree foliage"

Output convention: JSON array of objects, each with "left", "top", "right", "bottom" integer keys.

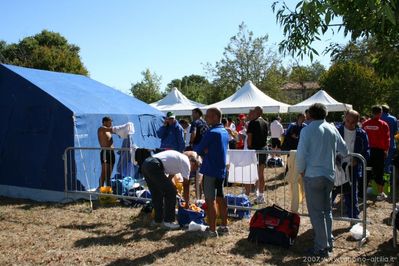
[
  {"left": 272, "top": 0, "right": 399, "bottom": 60},
  {"left": 331, "top": 38, "right": 399, "bottom": 78},
  {"left": 320, "top": 62, "right": 388, "bottom": 115},
  {"left": 130, "top": 69, "right": 163, "bottom": 103},
  {"left": 206, "top": 22, "right": 281, "bottom": 100},
  {"left": 289, "top": 61, "right": 326, "bottom": 82},
  {"left": 0, "top": 30, "right": 88, "bottom": 75},
  {"left": 166, "top": 75, "right": 213, "bottom": 104}
]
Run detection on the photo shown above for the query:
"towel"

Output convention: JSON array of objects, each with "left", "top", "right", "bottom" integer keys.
[
  {"left": 285, "top": 150, "right": 304, "bottom": 213},
  {"left": 113, "top": 122, "right": 135, "bottom": 139},
  {"left": 227, "top": 150, "right": 258, "bottom": 184}
]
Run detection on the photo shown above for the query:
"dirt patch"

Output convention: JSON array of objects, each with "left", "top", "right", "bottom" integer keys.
[{"left": 0, "top": 168, "right": 398, "bottom": 265}]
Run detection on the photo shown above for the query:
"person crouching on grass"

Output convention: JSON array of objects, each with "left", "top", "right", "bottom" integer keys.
[{"left": 141, "top": 150, "right": 201, "bottom": 230}]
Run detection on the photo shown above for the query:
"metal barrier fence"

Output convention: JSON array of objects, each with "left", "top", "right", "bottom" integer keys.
[
  {"left": 64, "top": 147, "right": 368, "bottom": 247},
  {"left": 224, "top": 149, "right": 368, "bottom": 247},
  {"left": 63, "top": 147, "right": 153, "bottom": 204}
]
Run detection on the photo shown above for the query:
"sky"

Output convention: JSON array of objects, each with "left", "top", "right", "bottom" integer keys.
[{"left": 1, "top": 0, "right": 348, "bottom": 95}]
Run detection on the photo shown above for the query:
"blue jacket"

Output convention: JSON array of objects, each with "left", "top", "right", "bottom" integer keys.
[
  {"left": 194, "top": 123, "right": 229, "bottom": 179},
  {"left": 337, "top": 123, "right": 370, "bottom": 177},
  {"left": 157, "top": 122, "right": 185, "bottom": 153},
  {"left": 381, "top": 112, "right": 398, "bottom": 149}
]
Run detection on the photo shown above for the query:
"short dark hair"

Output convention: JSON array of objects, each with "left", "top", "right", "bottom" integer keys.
[
  {"left": 192, "top": 108, "right": 203, "bottom": 117},
  {"left": 179, "top": 119, "right": 189, "bottom": 127},
  {"left": 308, "top": 103, "right": 328, "bottom": 120},
  {"left": 227, "top": 117, "right": 233, "bottom": 123},
  {"left": 221, "top": 118, "right": 228, "bottom": 126},
  {"left": 371, "top": 105, "right": 382, "bottom": 115},
  {"left": 297, "top": 113, "right": 305, "bottom": 119},
  {"left": 381, "top": 104, "right": 390, "bottom": 113},
  {"left": 102, "top": 116, "right": 112, "bottom": 123}
]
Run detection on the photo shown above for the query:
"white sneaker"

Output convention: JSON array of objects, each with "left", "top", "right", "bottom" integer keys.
[
  {"left": 162, "top": 222, "right": 180, "bottom": 230},
  {"left": 376, "top": 192, "right": 388, "bottom": 201}
]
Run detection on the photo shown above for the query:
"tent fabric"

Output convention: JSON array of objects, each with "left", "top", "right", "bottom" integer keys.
[
  {"left": 150, "top": 87, "right": 205, "bottom": 116},
  {"left": 0, "top": 64, "right": 163, "bottom": 201},
  {"left": 205, "top": 81, "right": 290, "bottom": 114},
  {"left": 288, "top": 90, "right": 352, "bottom": 113}
]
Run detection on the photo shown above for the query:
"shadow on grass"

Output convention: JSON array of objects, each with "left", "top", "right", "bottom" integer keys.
[
  {"left": 230, "top": 226, "right": 353, "bottom": 264},
  {"left": 59, "top": 222, "right": 109, "bottom": 232},
  {"left": 72, "top": 211, "right": 169, "bottom": 247},
  {"left": 364, "top": 238, "right": 399, "bottom": 260},
  {"left": 0, "top": 196, "right": 97, "bottom": 211},
  {"left": 106, "top": 231, "right": 208, "bottom": 266}
]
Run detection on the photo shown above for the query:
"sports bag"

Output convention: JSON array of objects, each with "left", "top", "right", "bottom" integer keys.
[
  {"left": 248, "top": 204, "right": 300, "bottom": 248},
  {"left": 177, "top": 200, "right": 205, "bottom": 226},
  {"left": 267, "top": 157, "right": 284, "bottom": 168},
  {"left": 225, "top": 194, "right": 251, "bottom": 219}
]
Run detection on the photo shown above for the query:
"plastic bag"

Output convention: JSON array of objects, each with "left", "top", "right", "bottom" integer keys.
[
  {"left": 188, "top": 221, "right": 208, "bottom": 232},
  {"left": 349, "top": 223, "right": 370, "bottom": 240}
]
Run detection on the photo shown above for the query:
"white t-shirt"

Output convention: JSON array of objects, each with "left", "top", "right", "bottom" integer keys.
[
  {"left": 184, "top": 125, "right": 191, "bottom": 147},
  {"left": 343, "top": 127, "right": 356, "bottom": 164},
  {"left": 270, "top": 120, "right": 284, "bottom": 138},
  {"left": 153, "top": 150, "right": 191, "bottom": 179},
  {"left": 230, "top": 123, "right": 236, "bottom": 132},
  {"left": 344, "top": 127, "right": 356, "bottom": 153}
]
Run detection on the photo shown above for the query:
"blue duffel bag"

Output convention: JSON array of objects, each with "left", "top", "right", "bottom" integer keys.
[{"left": 225, "top": 193, "right": 252, "bottom": 219}]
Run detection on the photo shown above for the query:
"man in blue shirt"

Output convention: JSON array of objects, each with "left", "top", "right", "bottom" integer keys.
[
  {"left": 189, "top": 108, "right": 209, "bottom": 150},
  {"left": 296, "top": 103, "right": 348, "bottom": 257},
  {"left": 156, "top": 112, "right": 185, "bottom": 153},
  {"left": 381, "top": 104, "right": 398, "bottom": 175},
  {"left": 194, "top": 107, "right": 229, "bottom": 237}
]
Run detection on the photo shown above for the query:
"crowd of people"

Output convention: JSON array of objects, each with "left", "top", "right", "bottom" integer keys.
[{"left": 96, "top": 103, "right": 398, "bottom": 255}]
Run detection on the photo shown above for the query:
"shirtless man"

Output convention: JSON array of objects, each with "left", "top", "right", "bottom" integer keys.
[{"left": 98, "top": 116, "right": 115, "bottom": 187}]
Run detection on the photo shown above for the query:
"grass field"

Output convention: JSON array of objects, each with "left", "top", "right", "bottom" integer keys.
[{"left": 0, "top": 166, "right": 398, "bottom": 265}]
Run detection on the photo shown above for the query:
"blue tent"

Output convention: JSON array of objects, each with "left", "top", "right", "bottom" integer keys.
[{"left": 0, "top": 64, "right": 163, "bottom": 201}]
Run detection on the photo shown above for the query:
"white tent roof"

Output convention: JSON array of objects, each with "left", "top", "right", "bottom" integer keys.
[
  {"left": 288, "top": 90, "right": 352, "bottom": 113},
  {"left": 206, "top": 81, "right": 290, "bottom": 114},
  {"left": 150, "top": 87, "right": 205, "bottom": 116}
]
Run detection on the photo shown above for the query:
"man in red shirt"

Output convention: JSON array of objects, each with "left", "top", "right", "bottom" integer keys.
[
  {"left": 362, "top": 105, "right": 390, "bottom": 201},
  {"left": 236, "top": 114, "right": 247, "bottom": 149}
]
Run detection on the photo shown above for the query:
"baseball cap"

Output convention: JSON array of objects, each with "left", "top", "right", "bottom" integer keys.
[
  {"left": 238, "top": 114, "right": 246, "bottom": 120},
  {"left": 166, "top": 111, "right": 176, "bottom": 119}
]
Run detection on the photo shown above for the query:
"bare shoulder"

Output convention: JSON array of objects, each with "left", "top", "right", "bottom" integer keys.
[{"left": 98, "top": 126, "right": 112, "bottom": 133}]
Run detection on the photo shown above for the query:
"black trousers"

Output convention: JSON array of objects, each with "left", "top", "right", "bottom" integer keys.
[
  {"left": 369, "top": 148, "right": 385, "bottom": 186},
  {"left": 141, "top": 157, "right": 176, "bottom": 223}
]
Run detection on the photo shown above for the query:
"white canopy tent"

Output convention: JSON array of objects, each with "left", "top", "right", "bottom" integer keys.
[
  {"left": 288, "top": 90, "right": 352, "bottom": 113},
  {"left": 150, "top": 87, "right": 205, "bottom": 116},
  {"left": 206, "top": 81, "right": 290, "bottom": 114}
]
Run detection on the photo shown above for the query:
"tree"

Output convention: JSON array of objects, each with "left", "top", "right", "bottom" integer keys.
[
  {"left": 166, "top": 75, "right": 212, "bottom": 104},
  {"left": 260, "top": 62, "right": 289, "bottom": 101},
  {"left": 320, "top": 62, "right": 389, "bottom": 114},
  {"left": 0, "top": 30, "right": 88, "bottom": 75},
  {"left": 272, "top": 1, "right": 399, "bottom": 60},
  {"left": 130, "top": 69, "right": 163, "bottom": 103},
  {"left": 206, "top": 22, "right": 281, "bottom": 100},
  {"left": 331, "top": 38, "right": 399, "bottom": 78}
]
